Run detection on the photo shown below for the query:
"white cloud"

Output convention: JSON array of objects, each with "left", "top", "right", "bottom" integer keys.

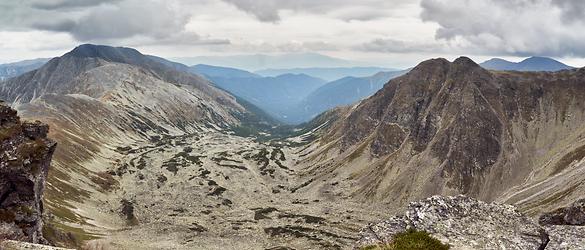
[{"left": 420, "top": 0, "right": 585, "bottom": 57}]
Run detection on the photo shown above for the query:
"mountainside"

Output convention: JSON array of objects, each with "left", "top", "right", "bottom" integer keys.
[
  {"left": 291, "top": 70, "right": 407, "bottom": 124},
  {"left": 480, "top": 56, "right": 574, "bottom": 71},
  {"left": 0, "top": 58, "right": 50, "bottom": 80},
  {"left": 299, "top": 57, "right": 585, "bottom": 214},
  {"left": 0, "top": 44, "right": 265, "bottom": 247},
  {"left": 255, "top": 67, "right": 396, "bottom": 81},
  {"left": 0, "top": 45, "right": 382, "bottom": 249}
]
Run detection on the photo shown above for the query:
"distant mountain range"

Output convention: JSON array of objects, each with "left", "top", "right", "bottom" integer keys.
[
  {"left": 192, "top": 64, "right": 406, "bottom": 124},
  {"left": 255, "top": 67, "right": 397, "bottom": 81},
  {"left": 192, "top": 64, "right": 326, "bottom": 121},
  {"left": 0, "top": 58, "right": 50, "bottom": 80},
  {"left": 480, "top": 56, "right": 574, "bottom": 71},
  {"left": 172, "top": 52, "right": 366, "bottom": 71},
  {"left": 290, "top": 70, "right": 408, "bottom": 124}
]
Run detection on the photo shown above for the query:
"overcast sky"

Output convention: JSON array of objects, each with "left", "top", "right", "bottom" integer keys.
[{"left": 1, "top": 0, "right": 584, "bottom": 68}]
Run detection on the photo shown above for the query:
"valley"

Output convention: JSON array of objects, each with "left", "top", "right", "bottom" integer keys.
[{"left": 1, "top": 44, "right": 585, "bottom": 249}]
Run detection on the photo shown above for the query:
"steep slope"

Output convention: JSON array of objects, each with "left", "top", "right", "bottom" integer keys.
[
  {"left": 0, "top": 58, "right": 50, "bottom": 80},
  {"left": 291, "top": 70, "right": 407, "bottom": 124},
  {"left": 0, "top": 45, "right": 381, "bottom": 249},
  {"left": 299, "top": 57, "right": 585, "bottom": 213},
  {"left": 256, "top": 67, "right": 396, "bottom": 81},
  {"left": 0, "top": 103, "right": 56, "bottom": 244},
  {"left": 480, "top": 56, "right": 574, "bottom": 71},
  {"left": 0, "top": 44, "right": 253, "bottom": 246}
]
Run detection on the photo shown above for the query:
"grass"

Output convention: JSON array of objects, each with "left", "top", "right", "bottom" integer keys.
[{"left": 361, "top": 229, "right": 449, "bottom": 250}]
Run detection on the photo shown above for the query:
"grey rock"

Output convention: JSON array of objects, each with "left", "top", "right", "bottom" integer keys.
[
  {"left": 540, "top": 198, "right": 585, "bottom": 226},
  {"left": 356, "top": 196, "right": 549, "bottom": 250},
  {"left": 0, "top": 104, "right": 56, "bottom": 244}
]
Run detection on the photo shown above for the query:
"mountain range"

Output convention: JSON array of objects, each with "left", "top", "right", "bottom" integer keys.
[
  {"left": 255, "top": 67, "right": 396, "bottom": 82},
  {"left": 1, "top": 44, "right": 585, "bottom": 249},
  {"left": 480, "top": 56, "right": 574, "bottom": 71},
  {"left": 191, "top": 64, "right": 406, "bottom": 124},
  {"left": 172, "top": 52, "right": 366, "bottom": 71},
  {"left": 301, "top": 57, "right": 585, "bottom": 215},
  {"left": 0, "top": 58, "right": 50, "bottom": 80}
]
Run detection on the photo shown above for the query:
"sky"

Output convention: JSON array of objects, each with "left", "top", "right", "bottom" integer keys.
[{"left": 1, "top": 0, "right": 585, "bottom": 68}]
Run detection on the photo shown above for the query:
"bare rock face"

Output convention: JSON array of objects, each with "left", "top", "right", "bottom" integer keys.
[
  {"left": 357, "top": 196, "right": 549, "bottom": 250},
  {"left": 0, "top": 103, "right": 56, "bottom": 243},
  {"left": 539, "top": 198, "right": 585, "bottom": 226}
]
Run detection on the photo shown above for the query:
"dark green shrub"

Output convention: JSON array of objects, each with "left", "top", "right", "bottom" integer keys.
[{"left": 361, "top": 229, "right": 450, "bottom": 250}]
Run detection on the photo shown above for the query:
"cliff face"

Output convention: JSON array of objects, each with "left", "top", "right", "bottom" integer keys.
[{"left": 0, "top": 103, "right": 56, "bottom": 243}]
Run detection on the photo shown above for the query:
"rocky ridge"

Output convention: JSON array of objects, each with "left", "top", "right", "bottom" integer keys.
[
  {"left": 357, "top": 196, "right": 585, "bottom": 250},
  {"left": 0, "top": 103, "right": 55, "bottom": 243},
  {"left": 299, "top": 57, "right": 585, "bottom": 214}
]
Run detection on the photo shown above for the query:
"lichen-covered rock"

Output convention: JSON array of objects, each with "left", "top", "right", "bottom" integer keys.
[
  {"left": 0, "top": 240, "right": 73, "bottom": 250},
  {"left": 0, "top": 103, "right": 56, "bottom": 243},
  {"left": 356, "top": 196, "right": 549, "bottom": 250},
  {"left": 539, "top": 198, "right": 585, "bottom": 226}
]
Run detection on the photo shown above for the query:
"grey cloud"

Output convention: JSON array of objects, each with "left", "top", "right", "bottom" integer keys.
[
  {"left": 220, "top": 0, "right": 412, "bottom": 22},
  {"left": 420, "top": 0, "right": 585, "bottom": 57},
  {"left": 31, "top": 0, "right": 121, "bottom": 10},
  {"left": 552, "top": 0, "right": 585, "bottom": 23},
  {"left": 0, "top": 0, "right": 220, "bottom": 45},
  {"left": 358, "top": 38, "right": 443, "bottom": 53}
]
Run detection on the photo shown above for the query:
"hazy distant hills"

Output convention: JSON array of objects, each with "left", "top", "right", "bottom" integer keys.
[
  {"left": 480, "top": 56, "right": 574, "bottom": 71},
  {"left": 255, "top": 67, "right": 396, "bottom": 82},
  {"left": 191, "top": 64, "right": 407, "bottom": 124},
  {"left": 0, "top": 58, "right": 50, "bottom": 80},
  {"left": 172, "top": 52, "right": 366, "bottom": 71},
  {"left": 192, "top": 64, "right": 261, "bottom": 79},
  {"left": 192, "top": 64, "right": 327, "bottom": 121},
  {"left": 290, "top": 70, "right": 407, "bottom": 124}
]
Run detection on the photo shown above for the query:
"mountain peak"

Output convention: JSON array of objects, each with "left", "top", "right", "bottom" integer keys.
[
  {"left": 480, "top": 56, "right": 573, "bottom": 71},
  {"left": 66, "top": 44, "right": 143, "bottom": 62},
  {"left": 453, "top": 56, "right": 478, "bottom": 66}
]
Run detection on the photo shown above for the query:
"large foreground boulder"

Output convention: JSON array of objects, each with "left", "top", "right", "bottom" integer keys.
[
  {"left": 356, "top": 196, "right": 585, "bottom": 250},
  {"left": 0, "top": 103, "right": 56, "bottom": 243}
]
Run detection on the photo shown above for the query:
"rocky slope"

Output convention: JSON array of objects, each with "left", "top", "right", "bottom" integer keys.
[
  {"left": 0, "top": 44, "right": 263, "bottom": 247},
  {"left": 0, "top": 103, "right": 55, "bottom": 244},
  {"left": 299, "top": 57, "right": 585, "bottom": 214},
  {"left": 357, "top": 196, "right": 585, "bottom": 250},
  {"left": 0, "top": 45, "right": 384, "bottom": 249}
]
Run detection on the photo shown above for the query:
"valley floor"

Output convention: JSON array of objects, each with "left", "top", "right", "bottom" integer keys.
[{"left": 74, "top": 131, "right": 390, "bottom": 250}]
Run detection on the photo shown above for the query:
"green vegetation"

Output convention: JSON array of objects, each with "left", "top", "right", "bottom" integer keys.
[{"left": 361, "top": 229, "right": 449, "bottom": 250}]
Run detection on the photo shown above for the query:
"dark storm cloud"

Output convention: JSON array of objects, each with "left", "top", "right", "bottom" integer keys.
[{"left": 420, "top": 0, "right": 585, "bottom": 57}]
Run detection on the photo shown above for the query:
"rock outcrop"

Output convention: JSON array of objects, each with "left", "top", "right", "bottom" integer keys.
[
  {"left": 0, "top": 103, "right": 56, "bottom": 243},
  {"left": 357, "top": 196, "right": 585, "bottom": 250},
  {"left": 539, "top": 198, "right": 585, "bottom": 226}
]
